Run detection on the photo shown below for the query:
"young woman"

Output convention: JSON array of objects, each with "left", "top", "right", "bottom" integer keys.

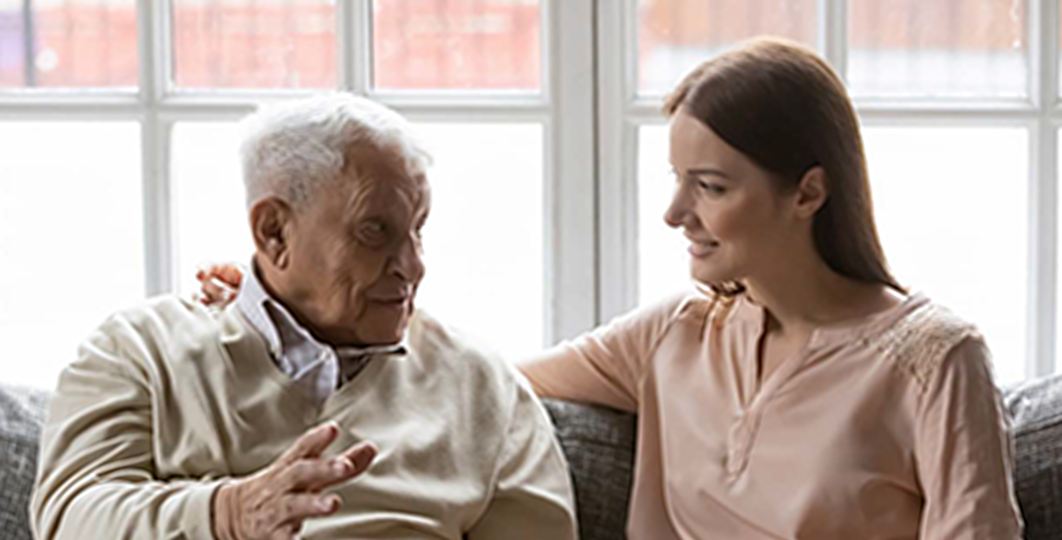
[{"left": 199, "top": 39, "right": 1022, "bottom": 539}]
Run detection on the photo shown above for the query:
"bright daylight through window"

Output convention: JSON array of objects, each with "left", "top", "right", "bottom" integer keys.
[{"left": 0, "top": 0, "right": 1057, "bottom": 388}]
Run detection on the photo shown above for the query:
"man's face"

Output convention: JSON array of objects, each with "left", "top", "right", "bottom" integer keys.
[{"left": 275, "top": 144, "right": 430, "bottom": 346}]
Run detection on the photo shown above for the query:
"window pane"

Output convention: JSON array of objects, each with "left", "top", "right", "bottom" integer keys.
[
  {"left": 414, "top": 123, "right": 544, "bottom": 361},
  {"left": 0, "top": 0, "right": 137, "bottom": 89},
  {"left": 172, "top": 122, "right": 254, "bottom": 296},
  {"left": 0, "top": 122, "right": 143, "bottom": 389},
  {"left": 638, "top": 124, "right": 691, "bottom": 305},
  {"left": 373, "top": 0, "right": 541, "bottom": 91},
  {"left": 173, "top": 0, "right": 336, "bottom": 89},
  {"left": 639, "top": 124, "right": 1028, "bottom": 383},
  {"left": 849, "top": 0, "right": 1027, "bottom": 98},
  {"left": 637, "top": 0, "right": 818, "bottom": 96},
  {"left": 864, "top": 127, "right": 1028, "bottom": 384},
  {"left": 173, "top": 121, "right": 543, "bottom": 362}
]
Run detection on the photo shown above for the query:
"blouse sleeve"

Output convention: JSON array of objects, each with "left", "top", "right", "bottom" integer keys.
[
  {"left": 915, "top": 337, "right": 1024, "bottom": 540},
  {"left": 517, "top": 294, "right": 694, "bottom": 412}
]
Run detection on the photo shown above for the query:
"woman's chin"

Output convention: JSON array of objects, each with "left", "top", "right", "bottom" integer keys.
[{"left": 691, "top": 262, "right": 728, "bottom": 286}]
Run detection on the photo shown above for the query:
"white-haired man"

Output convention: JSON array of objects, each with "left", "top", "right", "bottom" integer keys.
[{"left": 31, "top": 95, "right": 578, "bottom": 540}]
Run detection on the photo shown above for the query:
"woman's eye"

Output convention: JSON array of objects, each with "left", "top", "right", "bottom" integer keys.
[{"left": 698, "top": 181, "right": 726, "bottom": 195}]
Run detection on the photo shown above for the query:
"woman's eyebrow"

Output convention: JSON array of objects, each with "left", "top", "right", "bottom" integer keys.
[{"left": 684, "top": 167, "right": 731, "bottom": 180}]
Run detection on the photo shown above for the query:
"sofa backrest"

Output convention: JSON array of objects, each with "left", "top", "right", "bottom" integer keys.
[
  {"left": 0, "top": 383, "right": 48, "bottom": 540},
  {"left": 1006, "top": 373, "right": 1062, "bottom": 539},
  {"left": 5, "top": 379, "right": 1062, "bottom": 540}
]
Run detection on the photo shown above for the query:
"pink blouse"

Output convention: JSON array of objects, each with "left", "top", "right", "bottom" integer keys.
[{"left": 520, "top": 291, "right": 1023, "bottom": 540}]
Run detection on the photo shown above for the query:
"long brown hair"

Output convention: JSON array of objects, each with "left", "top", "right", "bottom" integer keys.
[{"left": 664, "top": 38, "right": 904, "bottom": 295}]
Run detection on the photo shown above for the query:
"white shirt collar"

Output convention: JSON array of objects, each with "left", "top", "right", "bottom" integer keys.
[{"left": 235, "top": 262, "right": 407, "bottom": 399}]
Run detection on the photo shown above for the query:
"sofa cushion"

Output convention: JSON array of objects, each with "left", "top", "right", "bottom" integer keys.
[
  {"left": 6, "top": 382, "right": 1062, "bottom": 540},
  {"left": 543, "top": 399, "right": 636, "bottom": 540},
  {"left": 1006, "top": 373, "right": 1062, "bottom": 540},
  {"left": 0, "top": 383, "right": 48, "bottom": 540}
]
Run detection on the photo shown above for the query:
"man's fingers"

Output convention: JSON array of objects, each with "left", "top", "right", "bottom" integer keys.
[
  {"left": 273, "top": 493, "right": 340, "bottom": 528},
  {"left": 281, "top": 457, "right": 361, "bottom": 492},
  {"left": 277, "top": 423, "right": 340, "bottom": 465},
  {"left": 286, "top": 441, "right": 376, "bottom": 492},
  {"left": 339, "top": 442, "right": 378, "bottom": 476}
]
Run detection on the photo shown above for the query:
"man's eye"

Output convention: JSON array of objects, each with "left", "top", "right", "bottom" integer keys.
[{"left": 361, "top": 221, "right": 387, "bottom": 238}]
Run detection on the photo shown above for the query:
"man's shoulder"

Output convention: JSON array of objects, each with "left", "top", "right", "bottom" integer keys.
[
  {"left": 103, "top": 294, "right": 219, "bottom": 338},
  {"left": 405, "top": 309, "right": 522, "bottom": 395},
  {"left": 88, "top": 295, "right": 234, "bottom": 374}
]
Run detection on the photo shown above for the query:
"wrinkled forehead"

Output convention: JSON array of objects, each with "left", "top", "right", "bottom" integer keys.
[{"left": 340, "top": 144, "right": 431, "bottom": 217}]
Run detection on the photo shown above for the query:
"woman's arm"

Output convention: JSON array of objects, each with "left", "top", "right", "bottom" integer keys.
[
  {"left": 915, "top": 337, "right": 1024, "bottom": 539},
  {"left": 194, "top": 263, "right": 245, "bottom": 306},
  {"left": 518, "top": 294, "right": 694, "bottom": 413}
]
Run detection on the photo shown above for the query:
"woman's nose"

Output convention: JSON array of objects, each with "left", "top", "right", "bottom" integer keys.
[{"left": 664, "top": 188, "right": 688, "bottom": 229}]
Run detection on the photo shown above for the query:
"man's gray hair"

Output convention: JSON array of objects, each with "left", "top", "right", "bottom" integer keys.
[{"left": 239, "top": 94, "right": 431, "bottom": 207}]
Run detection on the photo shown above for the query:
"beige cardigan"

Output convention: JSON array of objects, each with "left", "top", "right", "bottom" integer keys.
[{"left": 32, "top": 296, "right": 577, "bottom": 540}]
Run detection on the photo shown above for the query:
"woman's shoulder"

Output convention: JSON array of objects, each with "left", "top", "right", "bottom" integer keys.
[
  {"left": 871, "top": 295, "right": 984, "bottom": 392},
  {"left": 629, "top": 287, "right": 730, "bottom": 329}
]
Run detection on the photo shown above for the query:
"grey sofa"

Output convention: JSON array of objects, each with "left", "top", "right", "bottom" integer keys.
[{"left": 3, "top": 378, "right": 1062, "bottom": 540}]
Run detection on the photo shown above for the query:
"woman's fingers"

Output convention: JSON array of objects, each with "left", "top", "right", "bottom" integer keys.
[
  {"left": 197, "top": 277, "right": 236, "bottom": 305},
  {"left": 213, "top": 263, "right": 246, "bottom": 288}
]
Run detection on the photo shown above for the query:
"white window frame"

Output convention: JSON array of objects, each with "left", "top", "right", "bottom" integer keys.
[
  {"left": 595, "top": 0, "right": 1062, "bottom": 380},
  {"left": 0, "top": 0, "right": 597, "bottom": 351},
  {"left": 6, "top": 0, "right": 1058, "bottom": 380}
]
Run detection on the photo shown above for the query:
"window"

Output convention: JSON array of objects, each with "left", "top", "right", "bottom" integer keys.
[
  {"left": 2, "top": 0, "right": 1055, "bottom": 388},
  {"left": 1, "top": 0, "right": 595, "bottom": 389},
  {"left": 607, "top": 0, "right": 1051, "bottom": 384}
]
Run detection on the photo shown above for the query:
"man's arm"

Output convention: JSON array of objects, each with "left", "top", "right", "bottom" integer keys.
[
  {"left": 466, "top": 379, "right": 578, "bottom": 540},
  {"left": 31, "top": 315, "right": 375, "bottom": 540},
  {"left": 31, "top": 316, "right": 225, "bottom": 540}
]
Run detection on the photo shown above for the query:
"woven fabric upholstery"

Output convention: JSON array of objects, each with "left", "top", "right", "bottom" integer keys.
[
  {"left": 7, "top": 380, "right": 1062, "bottom": 540},
  {"left": 0, "top": 383, "right": 48, "bottom": 540},
  {"left": 1006, "top": 373, "right": 1062, "bottom": 540},
  {"left": 543, "top": 399, "right": 636, "bottom": 540}
]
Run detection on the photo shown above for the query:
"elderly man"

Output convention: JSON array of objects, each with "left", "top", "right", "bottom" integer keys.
[{"left": 31, "top": 95, "right": 577, "bottom": 540}]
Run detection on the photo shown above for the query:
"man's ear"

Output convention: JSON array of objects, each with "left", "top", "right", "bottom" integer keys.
[
  {"left": 793, "top": 165, "right": 828, "bottom": 220},
  {"left": 249, "top": 197, "right": 295, "bottom": 270}
]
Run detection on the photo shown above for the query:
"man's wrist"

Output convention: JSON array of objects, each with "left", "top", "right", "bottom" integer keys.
[{"left": 211, "top": 482, "right": 237, "bottom": 540}]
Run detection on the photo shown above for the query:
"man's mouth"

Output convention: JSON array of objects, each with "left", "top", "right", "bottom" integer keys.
[{"left": 368, "top": 294, "right": 411, "bottom": 305}]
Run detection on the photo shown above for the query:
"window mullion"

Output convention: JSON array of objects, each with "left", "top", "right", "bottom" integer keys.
[
  {"left": 820, "top": 0, "right": 847, "bottom": 80},
  {"left": 1030, "top": 119, "right": 1057, "bottom": 379},
  {"left": 140, "top": 0, "right": 173, "bottom": 295},
  {"left": 597, "top": 0, "right": 638, "bottom": 323},
  {"left": 546, "top": 0, "right": 597, "bottom": 344},
  {"left": 1029, "top": 0, "right": 1060, "bottom": 378},
  {"left": 338, "top": 0, "right": 356, "bottom": 91},
  {"left": 351, "top": 0, "right": 372, "bottom": 95},
  {"left": 21, "top": 0, "right": 36, "bottom": 87}
]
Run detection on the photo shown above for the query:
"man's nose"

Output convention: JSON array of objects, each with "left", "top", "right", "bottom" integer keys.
[{"left": 389, "top": 236, "right": 425, "bottom": 283}]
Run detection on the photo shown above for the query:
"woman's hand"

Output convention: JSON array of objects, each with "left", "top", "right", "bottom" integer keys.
[{"left": 195, "top": 263, "right": 245, "bottom": 307}]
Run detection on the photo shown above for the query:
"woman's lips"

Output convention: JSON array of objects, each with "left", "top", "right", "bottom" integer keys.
[{"left": 688, "top": 241, "right": 719, "bottom": 258}]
